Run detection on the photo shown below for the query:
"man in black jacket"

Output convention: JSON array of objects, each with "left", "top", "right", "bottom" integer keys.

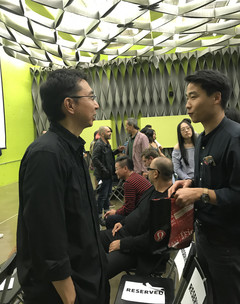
[
  {"left": 92, "top": 126, "right": 124, "bottom": 225},
  {"left": 100, "top": 156, "right": 173, "bottom": 279}
]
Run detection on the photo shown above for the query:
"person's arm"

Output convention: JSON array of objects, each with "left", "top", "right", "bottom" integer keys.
[
  {"left": 21, "top": 151, "right": 72, "bottom": 284},
  {"left": 172, "top": 149, "right": 190, "bottom": 180},
  {"left": 92, "top": 142, "right": 109, "bottom": 175},
  {"left": 116, "top": 182, "right": 136, "bottom": 216},
  {"left": 52, "top": 277, "right": 76, "bottom": 304}
]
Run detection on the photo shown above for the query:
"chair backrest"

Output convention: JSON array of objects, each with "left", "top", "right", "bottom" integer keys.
[
  {"left": 173, "top": 248, "right": 208, "bottom": 304},
  {"left": 0, "top": 253, "right": 23, "bottom": 304}
]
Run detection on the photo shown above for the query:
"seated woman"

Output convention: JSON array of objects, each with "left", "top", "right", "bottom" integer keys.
[{"left": 172, "top": 119, "right": 196, "bottom": 180}]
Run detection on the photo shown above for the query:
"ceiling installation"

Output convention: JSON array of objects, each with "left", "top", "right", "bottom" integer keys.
[{"left": 0, "top": 0, "right": 240, "bottom": 67}]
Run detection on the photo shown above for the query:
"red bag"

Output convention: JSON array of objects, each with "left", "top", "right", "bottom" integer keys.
[
  {"left": 168, "top": 198, "right": 194, "bottom": 249},
  {"left": 150, "top": 197, "right": 194, "bottom": 252}
]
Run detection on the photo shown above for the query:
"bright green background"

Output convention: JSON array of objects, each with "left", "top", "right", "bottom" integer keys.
[{"left": 0, "top": 53, "right": 203, "bottom": 187}]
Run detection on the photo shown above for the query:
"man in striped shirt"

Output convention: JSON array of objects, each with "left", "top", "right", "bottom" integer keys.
[{"left": 105, "top": 155, "right": 152, "bottom": 229}]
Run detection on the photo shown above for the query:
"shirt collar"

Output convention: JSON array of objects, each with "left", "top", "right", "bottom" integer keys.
[
  {"left": 49, "top": 122, "right": 86, "bottom": 152},
  {"left": 201, "top": 116, "right": 226, "bottom": 145}
]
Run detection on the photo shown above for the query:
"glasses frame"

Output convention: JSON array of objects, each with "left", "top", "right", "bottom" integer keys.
[
  {"left": 147, "top": 167, "right": 160, "bottom": 173},
  {"left": 69, "top": 95, "right": 97, "bottom": 100}
]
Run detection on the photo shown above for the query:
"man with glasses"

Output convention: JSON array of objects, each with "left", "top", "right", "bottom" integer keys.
[
  {"left": 17, "top": 69, "right": 109, "bottom": 304},
  {"left": 100, "top": 157, "right": 174, "bottom": 279}
]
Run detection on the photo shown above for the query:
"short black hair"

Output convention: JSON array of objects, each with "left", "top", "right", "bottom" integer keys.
[
  {"left": 115, "top": 155, "right": 134, "bottom": 171},
  {"left": 185, "top": 70, "right": 231, "bottom": 109},
  {"left": 40, "top": 68, "right": 87, "bottom": 122},
  {"left": 141, "top": 148, "right": 160, "bottom": 159}
]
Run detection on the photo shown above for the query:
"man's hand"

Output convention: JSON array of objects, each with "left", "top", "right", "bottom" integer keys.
[
  {"left": 104, "top": 209, "right": 116, "bottom": 218},
  {"left": 174, "top": 187, "right": 202, "bottom": 207},
  {"left": 109, "top": 240, "right": 120, "bottom": 252},
  {"left": 168, "top": 179, "right": 193, "bottom": 197},
  {"left": 118, "top": 146, "right": 125, "bottom": 152},
  {"left": 112, "top": 223, "right": 122, "bottom": 236}
]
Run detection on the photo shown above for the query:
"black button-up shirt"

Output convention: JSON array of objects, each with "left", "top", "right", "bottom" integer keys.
[
  {"left": 17, "top": 122, "right": 108, "bottom": 304},
  {"left": 194, "top": 117, "right": 240, "bottom": 238}
]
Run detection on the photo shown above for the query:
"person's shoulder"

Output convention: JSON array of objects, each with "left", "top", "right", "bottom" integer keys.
[
  {"left": 173, "top": 143, "right": 179, "bottom": 150},
  {"left": 224, "top": 117, "right": 240, "bottom": 135}
]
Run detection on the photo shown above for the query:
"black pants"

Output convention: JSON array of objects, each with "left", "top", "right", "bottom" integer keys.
[
  {"left": 195, "top": 223, "right": 240, "bottom": 304},
  {"left": 100, "top": 228, "right": 137, "bottom": 279}
]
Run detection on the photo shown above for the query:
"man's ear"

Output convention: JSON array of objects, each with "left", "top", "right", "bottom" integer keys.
[
  {"left": 63, "top": 97, "right": 75, "bottom": 115},
  {"left": 213, "top": 92, "right": 221, "bottom": 105}
]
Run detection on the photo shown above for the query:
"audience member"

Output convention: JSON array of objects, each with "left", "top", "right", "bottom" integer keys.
[
  {"left": 145, "top": 128, "right": 165, "bottom": 157},
  {"left": 104, "top": 155, "right": 151, "bottom": 229},
  {"left": 125, "top": 118, "right": 149, "bottom": 174},
  {"left": 172, "top": 118, "right": 196, "bottom": 180},
  {"left": 169, "top": 70, "right": 240, "bottom": 304},
  {"left": 92, "top": 126, "right": 124, "bottom": 226},
  {"left": 17, "top": 69, "right": 109, "bottom": 304},
  {"left": 141, "top": 148, "right": 160, "bottom": 178},
  {"left": 100, "top": 157, "right": 173, "bottom": 279}
]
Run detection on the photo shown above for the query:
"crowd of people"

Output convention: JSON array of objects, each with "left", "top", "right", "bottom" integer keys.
[{"left": 15, "top": 68, "right": 240, "bottom": 304}]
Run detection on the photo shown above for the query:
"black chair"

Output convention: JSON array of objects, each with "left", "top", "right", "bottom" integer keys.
[
  {"left": 0, "top": 253, "right": 23, "bottom": 304},
  {"left": 110, "top": 179, "right": 124, "bottom": 204},
  {"left": 173, "top": 243, "right": 208, "bottom": 304}
]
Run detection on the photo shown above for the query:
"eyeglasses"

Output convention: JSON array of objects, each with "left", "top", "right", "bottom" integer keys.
[
  {"left": 69, "top": 95, "right": 97, "bottom": 100},
  {"left": 147, "top": 167, "right": 160, "bottom": 173}
]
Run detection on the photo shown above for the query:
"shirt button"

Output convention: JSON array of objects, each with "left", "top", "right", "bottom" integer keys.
[
  {"left": 200, "top": 178, "right": 202, "bottom": 181},
  {"left": 201, "top": 162, "right": 203, "bottom": 165},
  {"left": 202, "top": 146, "right": 205, "bottom": 149}
]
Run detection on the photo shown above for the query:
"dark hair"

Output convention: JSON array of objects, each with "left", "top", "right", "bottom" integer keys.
[
  {"left": 40, "top": 69, "right": 87, "bottom": 122},
  {"left": 140, "top": 124, "right": 152, "bottom": 134},
  {"left": 126, "top": 118, "right": 139, "bottom": 130},
  {"left": 145, "top": 128, "right": 155, "bottom": 143},
  {"left": 225, "top": 107, "right": 240, "bottom": 124},
  {"left": 141, "top": 148, "right": 160, "bottom": 159},
  {"left": 177, "top": 119, "right": 196, "bottom": 166},
  {"left": 115, "top": 155, "right": 134, "bottom": 171},
  {"left": 185, "top": 70, "right": 231, "bottom": 109},
  {"left": 154, "top": 157, "right": 174, "bottom": 181}
]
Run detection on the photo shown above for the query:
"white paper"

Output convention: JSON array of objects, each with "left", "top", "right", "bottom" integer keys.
[
  {"left": 121, "top": 281, "right": 165, "bottom": 303},
  {"left": 0, "top": 277, "right": 14, "bottom": 291},
  {"left": 181, "top": 268, "right": 206, "bottom": 304}
]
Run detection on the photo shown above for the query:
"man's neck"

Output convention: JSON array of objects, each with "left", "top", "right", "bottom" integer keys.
[
  {"left": 130, "top": 129, "right": 138, "bottom": 138},
  {"left": 153, "top": 180, "right": 173, "bottom": 193},
  {"left": 100, "top": 136, "right": 108, "bottom": 144},
  {"left": 58, "top": 119, "right": 82, "bottom": 137},
  {"left": 202, "top": 111, "right": 225, "bottom": 135}
]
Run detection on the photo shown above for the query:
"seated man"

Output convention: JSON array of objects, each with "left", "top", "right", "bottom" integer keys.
[
  {"left": 141, "top": 148, "right": 160, "bottom": 179},
  {"left": 101, "top": 157, "right": 174, "bottom": 279},
  {"left": 104, "top": 155, "right": 152, "bottom": 229}
]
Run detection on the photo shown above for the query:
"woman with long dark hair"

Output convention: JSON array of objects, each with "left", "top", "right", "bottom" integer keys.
[
  {"left": 145, "top": 128, "right": 165, "bottom": 157},
  {"left": 172, "top": 118, "right": 196, "bottom": 180}
]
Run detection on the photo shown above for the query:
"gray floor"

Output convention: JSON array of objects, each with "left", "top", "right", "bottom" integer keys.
[{"left": 0, "top": 182, "right": 124, "bottom": 304}]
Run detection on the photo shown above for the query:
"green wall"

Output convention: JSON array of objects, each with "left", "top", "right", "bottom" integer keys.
[
  {"left": 0, "top": 52, "right": 35, "bottom": 187},
  {"left": 0, "top": 53, "right": 204, "bottom": 188}
]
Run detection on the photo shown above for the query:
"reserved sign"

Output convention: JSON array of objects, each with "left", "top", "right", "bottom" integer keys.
[{"left": 121, "top": 281, "right": 165, "bottom": 303}]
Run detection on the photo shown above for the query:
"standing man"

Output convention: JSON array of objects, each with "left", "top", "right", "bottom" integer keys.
[
  {"left": 169, "top": 70, "right": 240, "bottom": 304},
  {"left": 125, "top": 118, "right": 149, "bottom": 175},
  {"left": 104, "top": 155, "right": 152, "bottom": 229},
  {"left": 17, "top": 69, "right": 109, "bottom": 304},
  {"left": 92, "top": 126, "right": 124, "bottom": 226}
]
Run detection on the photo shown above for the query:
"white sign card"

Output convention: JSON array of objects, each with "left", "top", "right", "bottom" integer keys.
[{"left": 121, "top": 281, "right": 165, "bottom": 304}]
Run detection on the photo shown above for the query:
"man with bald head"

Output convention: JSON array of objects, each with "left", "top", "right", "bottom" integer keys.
[
  {"left": 92, "top": 126, "right": 124, "bottom": 225},
  {"left": 100, "top": 156, "right": 173, "bottom": 279}
]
